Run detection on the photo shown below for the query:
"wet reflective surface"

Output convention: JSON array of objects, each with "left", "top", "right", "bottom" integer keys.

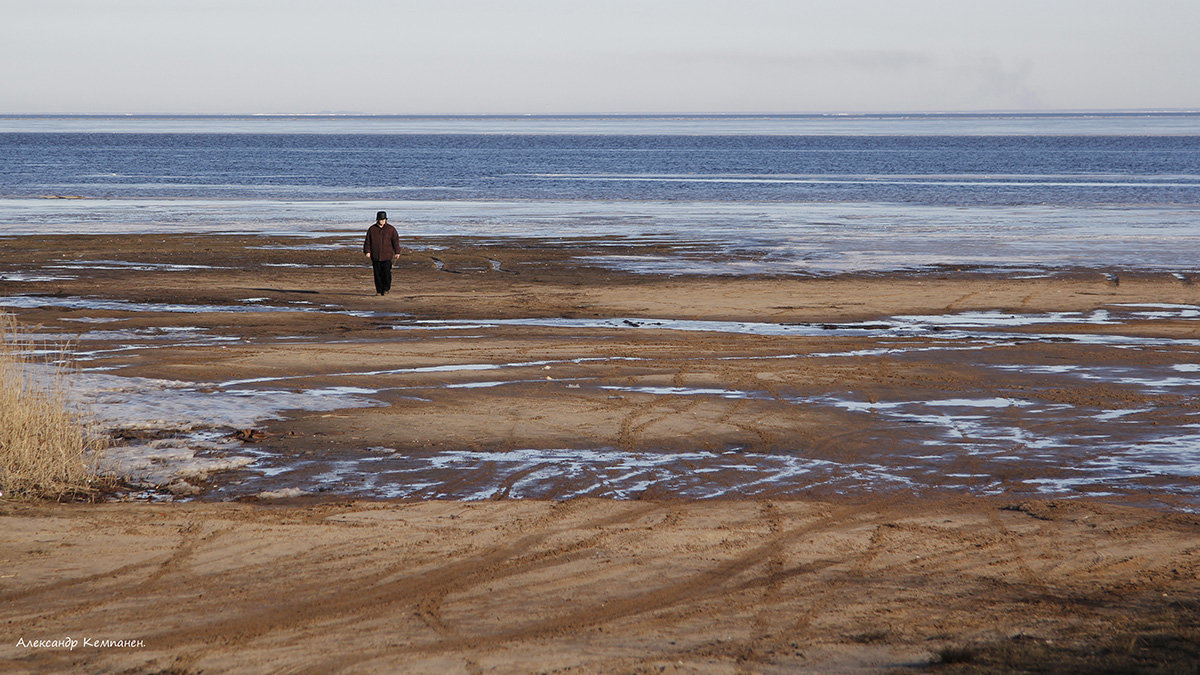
[{"left": 13, "top": 287, "right": 1195, "bottom": 508}]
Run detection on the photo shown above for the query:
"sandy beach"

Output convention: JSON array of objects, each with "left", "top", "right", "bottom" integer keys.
[
  {"left": 3, "top": 497, "right": 1199, "bottom": 673},
  {"left": 2, "top": 233, "right": 1199, "bottom": 671}
]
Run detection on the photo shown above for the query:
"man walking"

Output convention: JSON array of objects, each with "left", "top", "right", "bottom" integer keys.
[{"left": 363, "top": 210, "right": 402, "bottom": 295}]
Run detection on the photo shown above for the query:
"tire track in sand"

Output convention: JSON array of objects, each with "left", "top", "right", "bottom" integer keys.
[
  {"left": 143, "top": 502, "right": 667, "bottom": 651},
  {"left": 3, "top": 519, "right": 220, "bottom": 628},
  {"left": 390, "top": 504, "right": 863, "bottom": 658}
]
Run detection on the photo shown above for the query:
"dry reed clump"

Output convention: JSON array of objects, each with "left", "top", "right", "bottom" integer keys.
[{"left": 0, "top": 314, "right": 109, "bottom": 500}]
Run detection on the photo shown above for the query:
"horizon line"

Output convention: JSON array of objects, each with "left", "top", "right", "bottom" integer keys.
[{"left": 4, "top": 108, "right": 1200, "bottom": 118}]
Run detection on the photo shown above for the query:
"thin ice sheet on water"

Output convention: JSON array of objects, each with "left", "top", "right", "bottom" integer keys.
[
  {"left": 21, "top": 364, "right": 385, "bottom": 487},
  {"left": 49, "top": 368, "right": 385, "bottom": 429},
  {"left": 235, "top": 447, "right": 917, "bottom": 501}
]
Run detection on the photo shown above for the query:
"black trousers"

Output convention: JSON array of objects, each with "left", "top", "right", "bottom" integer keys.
[{"left": 371, "top": 259, "right": 393, "bottom": 294}]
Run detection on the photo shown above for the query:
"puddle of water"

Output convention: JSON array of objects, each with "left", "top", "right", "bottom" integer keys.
[
  {"left": 822, "top": 396, "right": 1073, "bottom": 451},
  {"left": 102, "top": 433, "right": 255, "bottom": 488},
  {"left": 74, "top": 327, "right": 217, "bottom": 341},
  {"left": 1113, "top": 302, "right": 1200, "bottom": 311},
  {"left": 0, "top": 294, "right": 409, "bottom": 319},
  {"left": 15, "top": 298, "right": 1198, "bottom": 504},
  {"left": 0, "top": 272, "right": 74, "bottom": 282},
  {"left": 45, "top": 260, "right": 231, "bottom": 271},
  {"left": 178, "top": 368, "right": 1200, "bottom": 506},
  {"left": 256, "top": 487, "right": 309, "bottom": 499},
  {"left": 210, "top": 447, "right": 916, "bottom": 501},
  {"left": 992, "top": 364, "right": 1200, "bottom": 393},
  {"left": 445, "top": 377, "right": 590, "bottom": 389},
  {"left": 889, "top": 309, "right": 1118, "bottom": 327},
  {"left": 1093, "top": 408, "right": 1154, "bottom": 421},
  {"left": 262, "top": 263, "right": 358, "bottom": 268},
  {"left": 405, "top": 316, "right": 828, "bottom": 336},
  {"left": 923, "top": 398, "right": 1036, "bottom": 408},
  {"left": 600, "top": 384, "right": 764, "bottom": 400},
  {"left": 5, "top": 334, "right": 244, "bottom": 365},
  {"left": 15, "top": 295, "right": 1194, "bottom": 354},
  {"left": 398, "top": 306, "right": 1200, "bottom": 348},
  {"left": 246, "top": 243, "right": 351, "bottom": 251},
  {"left": 304, "top": 386, "right": 381, "bottom": 396},
  {"left": 0, "top": 294, "right": 316, "bottom": 315},
  {"left": 70, "top": 342, "right": 246, "bottom": 362},
  {"left": 572, "top": 254, "right": 807, "bottom": 277},
  {"left": 22, "top": 363, "right": 387, "bottom": 490},
  {"left": 217, "top": 356, "right": 643, "bottom": 388},
  {"left": 51, "top": 369, "right": 385, "bottom": 431},
  {"left": 207, "top": 418, "right": 1200, "bottom": 504},
  {"left": 819, "top": 393, "right": 1200, "bottom": 499}
]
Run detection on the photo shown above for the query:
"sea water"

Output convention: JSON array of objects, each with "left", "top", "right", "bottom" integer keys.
[{"left": 2, "top": 113, "right": 1199, "bottom": 274}]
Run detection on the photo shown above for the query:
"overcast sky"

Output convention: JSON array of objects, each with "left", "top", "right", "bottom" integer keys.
[{"left": 3, "top": 0, "right": 1198, "bottom": 114}]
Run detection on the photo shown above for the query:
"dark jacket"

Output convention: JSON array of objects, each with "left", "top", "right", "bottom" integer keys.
[{"left": 364, "top": 222, "right": 401, "bottom": 261}]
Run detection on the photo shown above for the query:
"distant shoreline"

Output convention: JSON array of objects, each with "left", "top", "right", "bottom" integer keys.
[
  {"left": 4, "top": 110, "right": 1200, "bottom": 118},
  {"left": 6, "top": 110, "right": 1200, "bottom": 138}
]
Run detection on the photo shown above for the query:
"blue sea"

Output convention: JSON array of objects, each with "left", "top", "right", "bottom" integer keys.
[{"left": 2, "top": 113, "right": 1199, "bottom": 274}]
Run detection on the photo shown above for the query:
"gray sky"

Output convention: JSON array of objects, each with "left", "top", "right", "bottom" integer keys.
[{"left": 3, "top": 0, "right": 1198, "bottom": 114}]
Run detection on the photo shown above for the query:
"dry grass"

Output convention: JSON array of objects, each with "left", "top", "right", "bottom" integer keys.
[{"left": 0, "top": 313, "right": 109, "bottom": 500}]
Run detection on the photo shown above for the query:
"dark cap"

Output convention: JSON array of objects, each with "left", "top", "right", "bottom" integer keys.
[{"left": 376, "top": 211, "right": 387, "bottom": 221}]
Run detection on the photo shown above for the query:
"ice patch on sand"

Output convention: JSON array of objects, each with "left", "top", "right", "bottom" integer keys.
[
  {"left": 0, "top": 272, "right": 74, "bottom": 282},
  {"left": 992, "top": 363, "right": 1200, "bottom": 393},
  {"left": 217, "top": 356, "right": 642, "bottom": 388},
  {"left": 45, "top": 260, "right": 231, "bottom": 271},
  {"left": 0, "top": 294, "right": 315, "bottom": 315},
  {"left": 22, "top": 364, "right": 384, "bottom": 490},
  {"left": 234, "top": 447, "right": 916, "bottom": 500},
  {"left": 922, "top": 398, "right": 1035, "bottom": 408},
  {"left": 0, "top": 294, "right": 408, "bottom": 319},
  {"left": 101, "top": 435, "right": 255, "bottom": 488},
  {"left": 397, "top": 306, "right": 1200, "bottom": 348},
  {"left": 256, "top": 487, "right": 309, "bottom": 499},
  {"left": 600, "top": 385, "right": 764, "bottom": 399},
  {"left": 61, "top": 317, "right": 123, "bottom": 324},
  {"left": 50, "top": 369, "right": 383, "bottom": 430}
]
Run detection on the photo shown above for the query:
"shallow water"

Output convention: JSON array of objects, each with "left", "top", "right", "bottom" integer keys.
[
  {"left": 204, "top": 384, "right": 1200, "bottom": 501},
  {"left": 4, "top": 113, "right": 1200, "bottom": 275},
  {"left": 28, "top": 364, "right": 385, "bottom": 489},
  {"left": 212, "top": 447, "right": 918, "bottom": 501},
  {"left": 0, "top": 271, "right": 74, "bottom": 282},
  {"left": 401, "top": 307, "right": 1200, "bottom": 350},
  {"left": 43, "top": 259, "right": 231, "bottom": 272},
  {"left": 56, "top": 368, "right": 384, "bottom": 432},
  {"left": 0, "top": 294, "right": 409, "bottom": 320},
  {"left": 4, "top": 199, "right": 1200, "bottom": 275}
]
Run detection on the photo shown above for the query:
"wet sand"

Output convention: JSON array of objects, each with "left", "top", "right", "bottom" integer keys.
[
  {"left": 2, "top": 233, "right": 1198, "bottom": 504},
  {"left": 2, "top": 233, "right": 1199, "bottom": 671}
]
